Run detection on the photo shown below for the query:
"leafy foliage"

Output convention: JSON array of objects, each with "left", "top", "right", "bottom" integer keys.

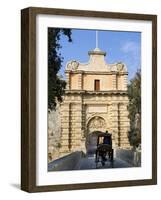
[
  {"left": 128, "top": 70, "right": 141, "bottom": 147},
  {"left": 48, "top": 28, "right": 72, "bottom": 110}
]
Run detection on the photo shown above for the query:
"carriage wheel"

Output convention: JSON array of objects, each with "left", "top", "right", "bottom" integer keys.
[
  {"left": 110, "top": 149, "right": 114, "bottom": 161},
  {"left": 95, "top": 150, "right": 99, "bottom": 163},
  {"left": 101, "top": 160, "right": 105, "bottom": 166}
]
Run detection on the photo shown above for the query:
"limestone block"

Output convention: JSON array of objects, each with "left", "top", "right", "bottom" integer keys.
[
  {"left": 119, "top": 116, "right": 130, "bottom": 121},
  {"left": 61, "top": 140, "right": 69, "bottom": 146},
  {"left": 70, "top": 109, "right": 81, "bottom": 113},
  {"left": 70, "top": 121, "right": 81, "bottom": 126},
  {"left": 119, "top": 128, "right": 128, "bottom": 132},
  {"left": 72, "top": 135, "right": 82, "bottom": 140},
  {"left": 120, "top": 144, "right": 131, "bottom": 149},
  {"left": 110, "top": 122, "right": 119, "bottom": 127},
  {"left": 110, "top": 111, "right": 119, "bottom": 116},
  {"left": 61, "top": 116, "right": 69, "bottom": 121},
  {"left": 71, "top": 103, "right": 82, "bottom": 108},
  {"left": 119, "top": 113, "right": 129, "bottom": 118},
  {"left": 70, "top": 118, "right": 80, "bottom": 123},
  {"left": 61, "top": 134, "right": 69, "bottom": 140},
  {"left": 71, "top": 140, "right": 81, "bottom": 145},
  {"left": 61, "top": 128, "right": 69, "bottom": 134},
  {"left": 119, "top": 122, "right": 130, "bottom": 126},
  {"left": 119, "top": 138, "right": 129, "bottom": 142},
  {"left": 119, "top": 106, "right": 128, "bottom": 111},
  {"left": 70, "top": 115, "right": 82, "bottom": 119},
  {"left": 70, "top": 126, "right": 82, "bottom": 130},
  {"left": 61, "top": 123, "right": 69, "bottom": 129},
  {"left": 59, "top": 148, "right": 70, "bottom": 154},
  {"left": 60, "top": 103, "right": 70, "bottom": 108},
  {"left": 61, "top": 121, "right": 69, "bottom": 125},
  {"left": 120, "top": 140, "right": 131, "bottom": 145},
  {"left": 60, "top": 108, "right": 70, "bottom": 113},
  {"left": 119, "top": 129, "right": 129, "bottom": 134},
  {"left": 61, "top": 112, "right": 70, "bottom": 117},
  {"left": 70, "top": 113, "right": 82, "bottom": 117},
  {"left": 111, "top": 126, "right": 119, "bottom": 130},
  {"left": 110, "top": 116, "right": 119, "bottom": 121}
]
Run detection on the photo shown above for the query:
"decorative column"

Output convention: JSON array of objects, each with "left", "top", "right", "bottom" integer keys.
[
  {"left": 112, "top": 73, "right": 117, "bottom": 90},
  {"left": 82, "top": 103, "right": 86, "bottom": 133},
  {"left": 59, "top": 103, "right": 70, "bottom": 156},
  {"left": 65, "top": 72, "right": 70, "bottom": 90},
  {"left": 78, "top": 73, "right": 83, "bottom": 90},
  {"left": 123, "top": 73, "right": 128, "bottom": 91},
  {"left": 109, "top": 103, "right": 119, "bottom": 148},
  {"left": 69, "top": 103, "right": 82, "bottom": 152},
  {"left": 119, "top": 103, "right": 131, "bottom": 149},
  {"left": 80, "top": 103, "right": 86, "bottom": 153}
]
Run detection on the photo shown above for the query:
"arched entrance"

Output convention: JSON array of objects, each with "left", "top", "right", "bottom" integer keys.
[{"left": 86, "top": 116, "right": 106, "bottom": 155}]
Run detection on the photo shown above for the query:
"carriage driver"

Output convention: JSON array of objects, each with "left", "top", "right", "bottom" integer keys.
[{"left": 103, "top": 131, "right": 111, "bottom": 145}]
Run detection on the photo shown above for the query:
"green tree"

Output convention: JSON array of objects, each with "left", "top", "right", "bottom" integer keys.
[
  {"left": 128, "top": 70, "right": 141, "bottom": 147},
  {"left": 48, "top": 28, "right": 72, "bottom": 110}
]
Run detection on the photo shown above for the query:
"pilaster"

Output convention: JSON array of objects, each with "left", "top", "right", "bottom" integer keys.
[
  {"left": 112, "top": 74, "right": 117, "bottom": 90},
  {"left": 109, "top": 103, "right": 119, "bottom": 148},
  {"left": 69, "top": 103, "right": 83, "bottom": 152},
  {"left": 78, "top": 73, "right": 83, "bottom": 90},
  {"left": 123, "top": 74, "right": 128, "bottom": 91},
  {"left": 59, "top": 103, "right": 70, "bottom": 155},
  {"left": 119, "top": 103, "right": 131, "bottom": 149},
  {"left": 65, "top": 72, "right": 70, "bottom": 90}
]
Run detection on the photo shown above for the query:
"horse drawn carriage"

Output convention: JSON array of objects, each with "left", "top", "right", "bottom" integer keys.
[{"left": 95, "top": 131, "right": 114, "bottom": 167}]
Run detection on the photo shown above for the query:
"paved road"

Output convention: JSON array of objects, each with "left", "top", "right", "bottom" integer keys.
[{"left": 79, "top": 155, "right": 133, "bottom": 170}]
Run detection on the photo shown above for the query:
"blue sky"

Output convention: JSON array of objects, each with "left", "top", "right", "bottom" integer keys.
[{"left": 58, "top": 29, "right": 141, "bottom": 81}]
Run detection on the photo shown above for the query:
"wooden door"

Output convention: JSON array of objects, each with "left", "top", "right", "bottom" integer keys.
[{"left": 94, "top": 80, "right": 100, "bottom": 91}]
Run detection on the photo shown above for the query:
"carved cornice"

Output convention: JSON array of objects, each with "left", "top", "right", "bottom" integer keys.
[
  {"left": 65, "top": 70, "right": 128, "bottom": 75},
  {"left": 88, "top": 50, "right": 106, "bottom": 56},
  {"left": 64, "top": 90, "right": 128, "bottom": 95}
]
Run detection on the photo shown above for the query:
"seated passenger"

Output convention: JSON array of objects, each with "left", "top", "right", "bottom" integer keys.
[{"left": 103, "top": 136, "right": 111, "bottom": 145}]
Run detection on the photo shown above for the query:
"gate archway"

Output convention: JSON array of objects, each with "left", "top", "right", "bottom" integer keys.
[
  {"left": 87, "top": 116, "right": 106, "bottom": 133},
  {"left": 86, "top": 117, "right": 107, "bottom": 155}
]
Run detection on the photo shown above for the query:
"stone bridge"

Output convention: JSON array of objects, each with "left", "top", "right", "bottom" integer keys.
[{"left": 48, "top": 149, "right": 141, "bottom": 171}]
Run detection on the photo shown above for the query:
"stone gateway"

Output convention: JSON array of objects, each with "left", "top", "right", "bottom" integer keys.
[{"left": 59, "top": 48, "right": 131, "bottom": 156}]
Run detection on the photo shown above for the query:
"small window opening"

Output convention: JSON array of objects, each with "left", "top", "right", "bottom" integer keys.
[{"left": 94, "top": 80, "right": 100, "bottom": 91}]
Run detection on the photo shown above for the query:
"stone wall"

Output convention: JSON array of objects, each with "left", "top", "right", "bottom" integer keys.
[
  {"left": 116, "top": 149, "right": 141, "bottom": 167},
  {"left": 68, "top": 73, "right": 127, "bottom": 91},
  {"left": 48, "top": 151, "right": 84, "bottom": 171},
  {"left": 48, "top": 106, "right": 61, "bottom": 162}
]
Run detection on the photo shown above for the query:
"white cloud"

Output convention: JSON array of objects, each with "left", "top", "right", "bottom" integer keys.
[
  {"left": 121, "top": 41, "right": 140, "bottom": 57},
  {"left": 120, "top": 41, "right": 141, "bottom": 80}
]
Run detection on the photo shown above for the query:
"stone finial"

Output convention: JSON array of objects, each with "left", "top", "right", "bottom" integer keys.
[
  {"left": 66, "top": 60, "right": 79, "bottom": 71},
  {"left": 116, "top": 62, "right": 127, "bottom": 72},
  {"left": 110, "top": 62, "right": 127, "bottom": 73},
  {"left": 111, "top": 65, "right": 117, "bottom": 72}
]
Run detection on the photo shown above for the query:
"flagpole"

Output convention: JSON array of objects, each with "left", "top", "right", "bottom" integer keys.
[{"left": 96, "top": 30, "right": 98, "bottom": 48}]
